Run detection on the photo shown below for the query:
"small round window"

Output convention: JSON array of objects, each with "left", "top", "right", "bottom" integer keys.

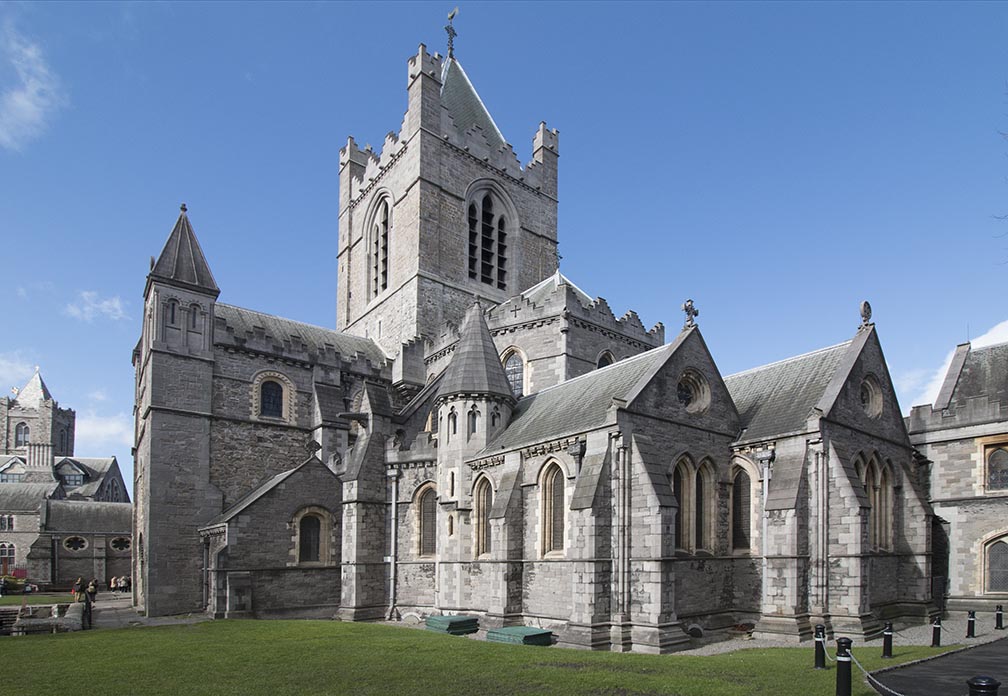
[
  {"left": 64, "top": 536, "right": 88, "bottom": 551},
  {"left": 677, "top": 369, "right": 711, "bottom": 414},
  {"left": 111, "top": 537, "right": 131, "bottom": 551},
  {"left": 859, "top": 375, "right": 883, "bottom": 419}
]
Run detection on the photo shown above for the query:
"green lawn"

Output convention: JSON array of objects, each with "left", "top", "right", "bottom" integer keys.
[
  {"left": 0, "top": 593, "right": 72, "bottom": 607},
  {"left": 0, "top": 620, "right": 949, "bottom": 696}
]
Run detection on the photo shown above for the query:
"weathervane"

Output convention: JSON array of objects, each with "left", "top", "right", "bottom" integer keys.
[
  {"left": 445, "top": 7, "right": 459, "bottom": 58},
  {"left": 682, "top": 299, "right": 699, "bottom": 329},
  {"left": 860, "top": 300, "right": 872, "bottom": 328}
]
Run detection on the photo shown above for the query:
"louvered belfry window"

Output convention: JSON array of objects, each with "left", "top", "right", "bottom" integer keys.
[
  {"left": 419, "top": 488, "right": 437, "bottom": 556},
  {"left": 467, "top": 193, "right": 507, "bottom": 290},
  {"left": 371, "top": 198, "right": 390, "bottom": 298},
  {"left": 732, "top": 469, "right": 751, "bottom": 550}
]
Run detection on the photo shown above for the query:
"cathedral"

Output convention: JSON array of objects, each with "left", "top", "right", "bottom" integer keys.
[{"left": 133, "top": 38, "right": 944, "bottom": 651}]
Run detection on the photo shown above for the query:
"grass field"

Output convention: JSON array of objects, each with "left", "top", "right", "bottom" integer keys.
[
  {"left": 0, "top": 593, "right": 72, "bottom": 607},
  {"left": 0, "top": 619, "right": 951, "bottom": 696}
]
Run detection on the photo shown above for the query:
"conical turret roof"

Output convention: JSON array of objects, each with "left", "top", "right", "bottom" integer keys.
[
  {"left": 150, "top": 204, "right": 220, "bottom": 296},
  {"left": 439, "top": 301, "right": 514, "bottom": 401},
  {"left": 14, "top": 370, "right": 53, "bottom": 406}
]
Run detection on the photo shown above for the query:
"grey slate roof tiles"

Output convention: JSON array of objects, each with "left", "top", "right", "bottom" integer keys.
[
  {"left": 0, "top": 483, "right": 60, "bottom": 512},
  {"left": 151, "top": 207, "right": 220, "bottom": 294},
  {"left": 725, "top": 341, "right": 852, "bottom": 443},
  {"left": 440, "top": 58, "right": 506, "bottom": 151},
  {"left": 215, "top": 303, "right": 387, "bottom": 366},
  {"left": 438, "top": 302, "right": 514, "bottom": 401},
  {"left": 43, "top": 500, "right": 131, "bottom": 533},
  {"left": 947, "top": 340, "right": 1008, "bottom": 413},
  {"left": 13, "top": 371, "right": 53, "bottom": 406},
  {"left": 520, "top": 271, "right": 594, "bottom": 309}
]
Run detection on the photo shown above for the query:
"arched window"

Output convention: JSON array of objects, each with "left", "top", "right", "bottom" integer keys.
[
  {"left": 298, "top": 515, "right": 321, "bottom": 562},
  {"left": 418, "top": 487, "right": 437, "bottom": 557},
  {"left": 165, "top": 299, "right": 178, "bottom": 326},
  {"left": 467, "top": 406, "right": 480, "bottom": 439},
  {"left": 475, "top": 477, "right": 493, "bottom": 557},
  {"left": 694, "top": 461, "right": 715, "bottom": 551},
  {"left": 490, "top": 407, "right": 500, "bottom": 429},
  {"left": 260, "top": 380, "right": 283, "bottom": 418},
  {"left": 861, "top": 456, "right": 893, "bottom": 552},
  {"left": 672, "top": 461, "right": 686, "bottom": 550},
  {"left": 370, "top": 197, "right": 391, "bottom": 298},
  {"left": 732, "top": 468, "right": 752, "bottom": 551},
  {"left": 864, "top": 462, "right": 878, "bottom": 549},
  {"left": 597, "top": 352, "right": 615, "bottom": 369},
  {"left": 15, "top": 422, "right": 29, "bottom": 447},
  {"left": 0, "top": 543, "right": 14, "bottom": 575},
  {"left": 503, "top": 351, "right": 524, "bottom": 398},
  {"left": 542, "top": 464, "right": 565, "bottom": 554},
  {"left": 987, "top": 539, "right": 1008, "bottom": 593},
  {"left": 447, "top": 408, "right": 457, "bottom": 443},
  {"left": 189, "top": 303, "right": 201, "bottom": 330},
  {"left": 694, "top": 469, "right": 706, "bottom": 549},
  {"left": 988, "top": 448, "right": 1008, "bottom": 491},
  {"left": 467, "top": 192, "right": 508, "bottom": 290}
]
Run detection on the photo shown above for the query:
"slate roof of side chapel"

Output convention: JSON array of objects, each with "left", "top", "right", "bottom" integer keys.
[
  {"left": 56, "top": 457, "right": 122, "bottom": 500},
  {"left": 151, "top": 208, "right": 220, "bottom": 294},
  {"left": 935, "top": 340, "right": 1008, "bottom": 414},
  {"left": 204, "top": 457, "right": 337, "bottom": 527},
  {"left": 43, "top": 500, "right": 131, "bottom": 533},
  {"left": 439, "top": 302, "right": 513, "bottom": 400},
  {"left": 724, "top": 340, "right": 853, "bottom": 443},
  {"left": 478, "top": 335, "right": 685, "bottom": 456},
  {"left": 519, "top": 271, "right": 594, "bottom": 309},
  {"left": 440, "top": 57, "right": 506, "bottom": 151},
  {"left": 214, "top": 303, "right": 387, "bottom": 366},
  {"left": 0, "top": 483, "right": 61, "bottom": 512}
]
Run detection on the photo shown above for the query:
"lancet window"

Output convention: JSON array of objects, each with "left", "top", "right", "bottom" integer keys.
[{"left": 467, "top": 192, "right": 508, "bottom": 290}]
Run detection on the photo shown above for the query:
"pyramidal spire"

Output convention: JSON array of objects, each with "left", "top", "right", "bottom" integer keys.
[
  {"left": 15, "top": 368, "right": 53, "bottom": 406},
  {"left": 440, "top": 54, "right": 506, "bottom": 151},
  {"left": 149, "top": 204, "right": 220, "bottom": 296},
  {"left": 438, "top": 300, "right": 514, "bottom": 401}
]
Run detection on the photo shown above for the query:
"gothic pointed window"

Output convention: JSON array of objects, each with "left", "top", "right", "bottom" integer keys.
[
  {"left": 597, "top": 352, "right": 615, "bottom": 369},
  {"left": 298, "top": 515, "right": 321, "bottom": 563},
  {"left": 467, "top": 406, "right": 480, "bottom": 439},
  {"left": 732, "top": 468, "right": 752, "bottom": 551},
  {"left": 370, "top": 198, "right": 391, "bottom": 298},
  {"left": 988, "top": 448, "right": 1008, "bottom": 491},
  {"left": 0, "top": 543, "right": 14, "bottom": 575},
  {"left": 542, "top": 464, "right": 565, "bottom": 554},
  {"left": 15, "top": 423, "right": 29, "bottom": 447},
  {"left": 987, "top": 539, "right": 1008, "bottom": 593},
  {"left": 418, "top": 487, "right": 437, "bottom": 557},
  {"left": 475, "top": 477, "right": 493, "bottom": 557},
  {"left": 673, "top": 465, "right": 685, "bottom": 550},
  {"left": 260, "top": 380, "right": 283, "bottom": 419},
  {"left": 467, "top": 190, "right": 509, "bottom": 291},
  {"left": 694, "top": 468, "right": 708, "bottom": 550},
  {"left": 503, "top": 351, "right": 524, "bottom": 398}
]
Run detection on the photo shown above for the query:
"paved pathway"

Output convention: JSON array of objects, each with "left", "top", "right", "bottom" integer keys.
[
  {"left": 870, "top": 637, "right": 1007, "bottom": 696},
  {"left": 90, "top": 592, "right": 209, "bottom": 630}
]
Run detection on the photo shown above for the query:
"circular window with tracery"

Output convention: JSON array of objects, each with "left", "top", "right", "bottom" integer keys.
[
  {"left": 677, "top": 369, "right": 711, "bottom": 414},
  {"left": 64, "top": 536, "right": 88, "bottom": 551},
  {"left": 111, "top": 537, "right": 131, "bottom": 551},
  {"left": 859, "top": 375, "right": 883, "bottom": 419}
]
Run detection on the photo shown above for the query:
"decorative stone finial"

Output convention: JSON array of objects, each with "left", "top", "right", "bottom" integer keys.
[
  {"left": 306, "top": 439, "right": 322, "bottom": 455},
  {"left": 10, "top": 387, "right": 18, "bottom": 397},
  {"left": 681, "top": 299, "right": 699, "bottom": 329},
  {"left": 860, "top": 300, "right": 872, "bottom": 328},
  {"left": 180, "top": 203, "right": 187, "bottom": 213},
  {"left": 34, "top": 365, "right": 40, "bottom": 373},
  {"left": 445, "top": 7, "right": 458, "bottom": 58}
]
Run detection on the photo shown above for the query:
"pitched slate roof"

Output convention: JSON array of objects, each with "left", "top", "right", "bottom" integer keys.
[
  {"left": 56, "top": 457, "right": 120, "bottom": 499},
  {"left": 150, "top": 205, "right": 220, "bottom": 295},
  {"left": 43, "top": 500, "right": 131, "bottom": 533},
  {"left": 520, "top": 271, "right": 594, "bottom": 309},
  {"left": 938, "top": 340, "right": 1008, "bottom": 412},
  {"left": 479, "top": 341, "right": 678, "bottom": 456},
  {"left": 441, "top": 57, "right": 506, "bottom": 151},
  {"left": 205, "top": 467, "right": 300, "bottom": 527},
  {"left": 215, "top": 303, "right": 387, "bottom": 366},
  {"left": 725, "top": 340, "right": 852, "bottom": 443},
  {"left": 13, "top": 371, "right": 53, "bottom": 406},
  {"left": 439, "top": 302, "right": 513, "bottom": 401},
  {"left": 0, "top": 483, "right": 60, "bottom": 512}
]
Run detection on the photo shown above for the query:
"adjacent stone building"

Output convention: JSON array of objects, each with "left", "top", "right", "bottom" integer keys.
[
  {"left": 0, "top": 371, "right": 130, "bottom": 585},
  {"left": 133, "top": 39, "right": 940, "bottom": 649},
  {"left": 908, "top": 340, "right": 1008, "bottom": 612}
]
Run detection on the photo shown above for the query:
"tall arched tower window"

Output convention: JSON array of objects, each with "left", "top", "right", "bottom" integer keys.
[
  {"left": 474, "top": 477, "right": 493, "bottom": 557},
  {"left": 370, "top": 197, "right": 391, "bottom": 298},
  {"left": 468, "top": 191, "right": 508, "bottom": 290},
  {"left": 15, "top": 423, "right": 29, "bottom": 447}
]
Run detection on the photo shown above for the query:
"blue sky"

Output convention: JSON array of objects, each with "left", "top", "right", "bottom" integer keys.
[{"left": 2, "top": 1, "right": 1007, "bottom": 489}]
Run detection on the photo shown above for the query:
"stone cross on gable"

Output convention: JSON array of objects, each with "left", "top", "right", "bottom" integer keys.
[
  {"left": 510, "top": 305, "right": 521, "bottom": 318},
  {"left": 445, "top": 7, "right": 458, "bottom": 58},
  {"left": 681, "top": 299, "right": 699, "bottom": 329}
]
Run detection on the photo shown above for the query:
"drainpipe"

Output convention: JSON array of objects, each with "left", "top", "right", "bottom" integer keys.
[
  {"left": 387, "top": 469, "right": 399, "bottom": 619},
  {"left": 755, "top": 448, "right": 775, "bottom": 616}
]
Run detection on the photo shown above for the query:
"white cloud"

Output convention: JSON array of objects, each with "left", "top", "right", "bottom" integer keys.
[
  {"left": 0, "top": 351, "right": 35, "bottom": 391},
  {"left": 0, "top": 22, "right": 66, "bottom": 151},
  {"left": 75, "top": 410, "right": 133, "bottom": 451},
  {"left": 88, "top": 389, "right": 108, "bottom": 402},
  {"left": 16, "top": 286, "right": 27, "bottom": 299},
  {"left": 908, "top": 318, "right": 1008, "bottom": 411},
  {"left": 64, "top": 291, "right": 128, "bottom": 322}
]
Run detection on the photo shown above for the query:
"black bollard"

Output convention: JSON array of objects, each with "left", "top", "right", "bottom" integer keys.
[
  {"left": 967, "top": 610, "right": 976, "bottom": 638},
  {"left": 931, "top": 616, "right": 942, "bottom": 647},
  {"left": 835, "top": 637, "right": 853, "bottom": 696},
  {"left": 814, "top": 624, "right": 826, "bottom": 669},
  {"left": 882, "top": 621, "right": 893, "bottom": 659},
  {"left": 996, "top": 605, "right": 1004, "bottom": 631},
  {"left": 967, "top": 676, "right": 1001, "bottom": 696}
]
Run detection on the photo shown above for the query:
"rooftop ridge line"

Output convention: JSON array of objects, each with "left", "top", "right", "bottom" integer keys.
[{"left": 724, "top": 340, "right": 853, "bottom": 381}]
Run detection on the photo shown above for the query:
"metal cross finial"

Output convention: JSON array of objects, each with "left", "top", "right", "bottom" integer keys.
[
  {"left": 180, "top": 203, "right": 187, "bottom": 213},
  {"left": 860, "top": 300, "right": 872, "bottom": 328},
  {"left": 445, "top": 7, "right": 459, "bottom": 58},
  {"left": 682, "top": 299, "right": 699, "bottom": 329}
]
